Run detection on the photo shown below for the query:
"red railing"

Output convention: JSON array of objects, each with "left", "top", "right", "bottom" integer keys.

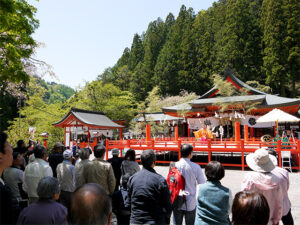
[{"left": 105, "top": 138, "right": 300, "bottom": 171}]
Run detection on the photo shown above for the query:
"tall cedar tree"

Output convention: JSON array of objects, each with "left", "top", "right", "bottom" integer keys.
[{"left": 261, "top": 0, "right": 288, "bottom": 96}]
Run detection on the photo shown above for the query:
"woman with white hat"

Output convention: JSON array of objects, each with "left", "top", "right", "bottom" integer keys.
[{"left": 241, "top": 147, "right": 284, "bottom": 225}]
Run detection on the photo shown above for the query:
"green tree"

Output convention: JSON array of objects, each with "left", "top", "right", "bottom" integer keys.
[
  {"left": 261, "top": 0, "right": 288, "bottom": 96},
  {"left": 128, "top": 34, "right": 144, "bottom": 71},
  {"left": 154, "top": 5, "right": 194, "bottom": 95},
  {"left": 221, "top": 0, "right": 263, "bottom": 81},
  {"left": 68, "top": 80, "right": 137, "bottom": 124},
  {"left": 283, "top": 0, "right": 300, "bottom": 97},
  {"left": 6, "top": 78, "right": 66, "bottom": 149},
  {"left": 0, "top": 0, "right": 39, "bottom": 83}
]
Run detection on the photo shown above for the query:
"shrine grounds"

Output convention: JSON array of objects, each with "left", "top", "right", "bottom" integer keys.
[{"left": 154, "top": 165, "right": 300, "bottom": 225}]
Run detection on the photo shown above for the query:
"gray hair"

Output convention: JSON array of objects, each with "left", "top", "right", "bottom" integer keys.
[
  {"left": 78, "top": 148, "right": 90, "bottom": 160},
  {"left": 37, "top": 176, "right": 60, "bottom": 200}
]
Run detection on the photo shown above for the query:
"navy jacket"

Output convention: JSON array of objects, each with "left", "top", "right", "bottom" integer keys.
[
  {"left": 17, "top": 200, "right": 67, "bottom": 225},
  {"left": 112, "top": 187, "right": 130, "bottom": 225},
  {"left": 127, "top": 167, "right": 172, "bottom": 225}
]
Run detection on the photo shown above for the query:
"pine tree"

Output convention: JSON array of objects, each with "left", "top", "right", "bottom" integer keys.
[
  {"left": 221, "top": 0, "right": 263, "bottom": 81},
  {"left": 283, "top": 0, "right": 300, "bottom": 97},
  {"left": 261, "top": 0, "right": 288, "bottom": 96},
  {"left": 128, "top": 34, "right": 144, "bottom": 71}
]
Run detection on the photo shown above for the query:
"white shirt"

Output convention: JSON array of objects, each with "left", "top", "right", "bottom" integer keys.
[
  {"left": 175, "top": 158, "right": 206, "bottom": 211},
  {"left": 23, "top": 158, "right": 53, "bottom": 198},
  {"left": 3, "top": 167, "right": 24, "bottom": 199}
]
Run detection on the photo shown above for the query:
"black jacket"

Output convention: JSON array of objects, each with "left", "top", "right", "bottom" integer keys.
[
  {"left": 0, "top": 181, "right": 19, "bottom": 224},
  {"left": 108, "top": 156, "right": 123, "bottom": 191},
  {"left": 48, "top": 152, "right": 63, "bottom": 177},
  {"left": 127, "top": 167, "right": 172, "bottom": 225}
]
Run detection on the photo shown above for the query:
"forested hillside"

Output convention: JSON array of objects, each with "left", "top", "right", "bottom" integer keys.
[
  {"left": 0, "top": 77, "right": 75, "bottom": 131},
  {"left": 98, "top": 0, "right": 299, "bottom": 100}
]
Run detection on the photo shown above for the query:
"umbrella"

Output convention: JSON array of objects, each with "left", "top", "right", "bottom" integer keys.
[{"left": 257, "top": 108, "right": 300, "bottom": 133}]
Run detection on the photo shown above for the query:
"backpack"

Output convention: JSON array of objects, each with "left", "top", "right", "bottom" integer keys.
[{"left": 166, "top": 166, "right": 185, "bottom": 208}]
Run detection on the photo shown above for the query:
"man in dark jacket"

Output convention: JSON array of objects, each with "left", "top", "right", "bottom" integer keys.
[
  {"left": 48, "top": 142, "right": 64, "bottom": 177},
  {"left": 127, "top": 149, "right": 172, "bottom": 225},
  {"left": 108, "top": 148, "right": 123, "bottom": 192}
]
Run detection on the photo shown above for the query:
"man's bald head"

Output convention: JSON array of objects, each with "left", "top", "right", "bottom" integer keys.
[{"left": 71, "top": 183, "right": 112, "bottom": 225}]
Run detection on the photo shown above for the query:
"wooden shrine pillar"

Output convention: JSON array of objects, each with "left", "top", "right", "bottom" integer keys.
[
  {"left": 187, "top": 123, "right": 191, "bottom": 137},
  {"left": 146, "top": 124, "right": 151, "bottom": 142},
  {"left": 244, "top": 125, "right": 249, "bottom": 142},
  {"left": 119, "top": 128, "right": 123, "bottom": 140},
  {"left": 235, "top": 122, "right": 241, "bottom": 142},
  {"left": 175, "top": 126, "right": 179, "bottom": 141},
  {"left": 250, "top": 127, "right": 254, "bottom": 138}
]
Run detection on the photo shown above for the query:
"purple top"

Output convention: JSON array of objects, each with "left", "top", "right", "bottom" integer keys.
[{"left": 17, "top": 200, "right": 68, "bottom": 225}]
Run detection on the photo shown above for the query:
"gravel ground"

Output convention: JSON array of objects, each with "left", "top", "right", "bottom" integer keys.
[{"left": 154, "top": 165, "right": 300, "bottom": 225}]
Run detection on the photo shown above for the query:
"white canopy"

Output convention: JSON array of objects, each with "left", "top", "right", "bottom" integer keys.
[{"left": 257, "top": 108, "right": 300, "bottom": 123}]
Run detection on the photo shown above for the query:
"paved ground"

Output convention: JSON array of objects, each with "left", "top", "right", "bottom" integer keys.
[{"left": 154, "top": 165, "right": 300, "bottom": 225}]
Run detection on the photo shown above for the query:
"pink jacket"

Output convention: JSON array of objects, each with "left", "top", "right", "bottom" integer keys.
[
  {"left": 241, "top": 171, "right": 283, "bottom": 225},
  {"left": 271, "top": 167, "right": 291, "bottom": 216}
]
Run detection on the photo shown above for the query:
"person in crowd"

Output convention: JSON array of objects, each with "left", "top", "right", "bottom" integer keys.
[
  {"left": 173, "top": 144, "right": 206, "bottom": 225},
  {"left": 195, "top": 161, "right": 232, "bottom": 225},
  {"left": 74, "top": 148, "right": 90, "bottom": 188},
  {"left": 17, "top": 176, "right": 68, "bottom": 225},
  {"left": 48, "top": 142, "right": 64, "bottom": 177},
  {"left": 112, "top": 173, "right": 131, "bottom": 225},
  {"left": 232, "top": 191, "right": 270, "bottom": 225},
  {"left": 72, "top": 139, "right": 80, "bottom": 157},
  {"left": 24, "top": 140, "right": 35, "bottom": 164},
  {"left": 23, "top": 145, "right": 53, "bottom": 204},
  {"left": 127, "top": 149, "right": 172, "bottom": 225},
  {"left": 56, "top": 149, "right": 75, "bottom": 212},
  {"left": 268, "top": 149, "right": 294, "bottom": 225},
  {"left": 71, "top": 183, "right": 112, "bottom": 225},
  {"left": 0, "top": 132, "right": 19, "bottom": 224},
  {"left": 14, "top": 140, "right": 27, "bottom": 170},
  {"left": 242, "top": 147, "right": 283, "bottom": 225},
  {"left": 121, "top": 149, "right": 140, "bottom": 177},
  {"left": 3, "top": 152, "right": 25, "bottom": 201},
  {"left": 108, "top": 148, "right": 124, "bottom": 191},
  {"left": 14, "top": 140, "right": 26, "bottom": 152},
  {"left": 82, "top": 144, "right": 115, "bottom": 194}
]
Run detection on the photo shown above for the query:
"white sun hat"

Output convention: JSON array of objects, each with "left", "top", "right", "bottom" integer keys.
[{"left": 246, "top": 147, "right": 277, "bottom": 172}]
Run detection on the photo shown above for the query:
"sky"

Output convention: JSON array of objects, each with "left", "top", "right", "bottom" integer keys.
[{"left": 29, "top": 0, "right": 216, "bottom": 89}]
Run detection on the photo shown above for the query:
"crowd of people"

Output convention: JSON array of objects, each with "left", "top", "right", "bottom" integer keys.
[{"left": 0, "top": 131, "right": 294, "bottom": 225}]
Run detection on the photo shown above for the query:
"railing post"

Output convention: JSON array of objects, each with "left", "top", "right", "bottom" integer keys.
[
  {"left": 127, "top": 139, "right": 130, "bottom": 147},
  {"left": 298, "top": 140, "right": 300, "bottom": 171},
  {"left": 208, "top": 138, "right": 211, "bottom": 162},
  {"left": 244, "top": 125, "right": 249, "bottom": 142},
  {"left": 241, "top": 140, "right": 245, "bottom": 171},
  {"left": 106, "top": 138, "right": 109, "bottom": 160},
  {"left": 151, "top": 140, "right": 155, "bottom": 149},
  {"left": 277, "top": 140, "right": 282, "bottom": 168},
  {"left": 178, "top": 140, "right": 182, "bottom": 160},
  {"left": 175, "top": 126, "right": 179, "bottom": 141}
]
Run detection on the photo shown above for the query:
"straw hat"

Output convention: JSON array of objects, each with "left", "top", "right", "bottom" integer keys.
[{"left": 246, "top": 147, "right": 276, "bottom": 172}]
